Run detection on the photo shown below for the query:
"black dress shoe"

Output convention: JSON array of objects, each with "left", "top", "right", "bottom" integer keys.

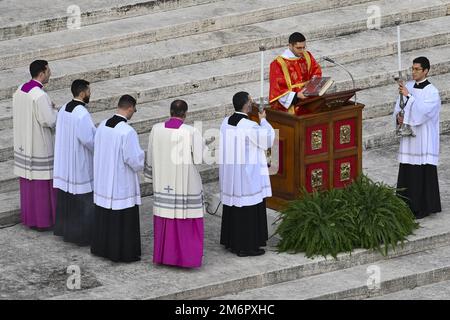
[
  {"left": 30, "top": 226, "right": 54, "bottom": 232},
  {"left": 250, "top": 249, "right": 265, "bottom": 256},
  {"left": 236, "top": 251, "right": 249, "bottom": 257},
  {"left": 415, "top": 212, "right": 429, "bottom": 219},
  {"left": 236, "top": 249, "right": 265, "bottom": 257}
]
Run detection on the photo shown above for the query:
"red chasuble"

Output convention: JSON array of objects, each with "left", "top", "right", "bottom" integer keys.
[{"left": 269, "top": 50, "right": 322, "bottom": 114}]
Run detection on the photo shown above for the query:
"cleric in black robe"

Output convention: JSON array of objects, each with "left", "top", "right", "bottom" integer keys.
[
  {"left": 91, "top": 95, "right": 144, "bottom": 262},
  {"left": 219, "top": 92, "right": 275, "bottom": 257},
  {"left": 53, "top": 80, "right": 96, "bottom": 246},
  {"left": 395, "top": 57, "right": 442, "bottom": 219}
]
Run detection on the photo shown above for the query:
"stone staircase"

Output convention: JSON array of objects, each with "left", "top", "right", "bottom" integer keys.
[
  {"left": 216, "top": 244, "right": 450, "bottom": 300},
  {"left": 0, "top": 0, "right": 449, "bottom": 300}
]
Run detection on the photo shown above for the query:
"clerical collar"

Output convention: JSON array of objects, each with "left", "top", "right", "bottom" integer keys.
[
  {"left": 165, "top": 117, "right": 184, "bottom": 129},
  {"left": 73, "top": 98, "right": 86, "bottom": 106},
  {"left": 65, "top": 99, "right": 86, "bottom": 113},
  {"left": 115, "top": 114, "right": 128, "bottom": 121},
  {"left": 21, "top": 79, "right": 43, "bottom": 93},
  {"left": 414, "top": 79, "right": 430, "bottom": 89},
  {"left": 32, "top": 79, "right": 44, "bottom": 87},
  {"left": 282, "top": 49, "right": 297, "bottom": 59},
  {"left": 106, "top": 114, "right": 127, "bottom": 128},
  {"left": 228, "top": 112, "right": 248, "bottom": 126}
]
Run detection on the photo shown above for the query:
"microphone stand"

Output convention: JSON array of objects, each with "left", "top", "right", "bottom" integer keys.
[{"left": 323, "top": 56, "right": 357, "bottom": 105}]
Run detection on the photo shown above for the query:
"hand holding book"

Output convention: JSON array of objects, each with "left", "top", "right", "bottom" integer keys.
[{"left": 296, "top": 91, "right": 307, "bottom": 100}]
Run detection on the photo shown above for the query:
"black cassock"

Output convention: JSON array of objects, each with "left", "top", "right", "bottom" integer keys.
[
  {"left": 54, "top": 190, "right": 94, "bottom": 246},
  {"left": 90, "top": 115, "right": 142, "bottom": 263},
  {"left": 397, "top": 163, "right": 441, "bottom": 219},
  {"left": 395, "top": 80, "right": 442, "bottom": 219},
  {"left": 219, "top": 113, "right": 269, "bottom": 256}
]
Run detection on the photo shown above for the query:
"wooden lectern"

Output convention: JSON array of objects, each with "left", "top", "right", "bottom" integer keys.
[{"left": 250, "top": 89, "right": 364, "bottom": 211}]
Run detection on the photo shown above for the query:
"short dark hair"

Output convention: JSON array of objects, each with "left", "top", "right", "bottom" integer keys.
[
  {"left": 413, "top": 56, "right": 430, "bottom": 72},
  {"left": 289, "top": 32, "right": 306, "bottom": 44},
  {"left": 232, "top": 91, "right": 250, "bottom": 111},
  {"left": 118, "top": 94, "right": 137, "bottom": 109},
  {"left": 29, "top": 60, "right": 48, "bottom": 78},
  {"left": 71, "top": 79, "right": 90, "bottom": 97},
  {"left": 170, "top": 99, "right": 188, "bottom": 117}
]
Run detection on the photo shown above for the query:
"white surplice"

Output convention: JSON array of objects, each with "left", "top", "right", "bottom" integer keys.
[
  {"left": 394, "top": 79, "right": 441, "bottom": 165},
  {"left": 219, "top": 115, "right": 275, "bottom": 207},
  {"left": 93, "top": 115, "right": 145, "bottom": 210},
  {"left": 53, "top": 100, "right": 96, "bottom": 194}
]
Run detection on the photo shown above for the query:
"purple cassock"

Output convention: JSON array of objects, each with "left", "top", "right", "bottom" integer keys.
[
  {"left": 152, "top": 117, "right": 204, "bottom": 268},
  {"left": 19, "top": 80, "right": 57, "bottom": 228}
]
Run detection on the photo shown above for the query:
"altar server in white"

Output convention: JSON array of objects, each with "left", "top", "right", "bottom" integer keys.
[
  {"left": 219, "top": 91, "right": 275, "bottom": 257},
  {"left": 53, "top": 79, "right": 96, "bottom": 246},
  {"left": 91, "top": 95, "right": 144, "bottom": 262},
  {"left": 395, "top": 56, "right": 441, "bottom": 219}
]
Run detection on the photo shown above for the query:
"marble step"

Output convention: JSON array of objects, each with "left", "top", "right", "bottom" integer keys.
[
  {"left": 0, "top": 67, "right": 448, "bottom": 165},
  {"left": 0, "top": 39, "right": 449, "bottom": 135},
  {"left": 51, "top": 196, "right": 450, "bottom": 299},
  {"left": 0, "top": 190, "right": 20, "bottom": 227},
  {"left": 86, "top": 73, "right": 450, "bottom": 135},
  {"left": 1, "top": 106, "right": 448, "bottom": 226},
  {"left": 1, "top": 99, "right": 447, "bottom": 194},
  {"left": 0, "top": 0, "right": 378, "bottom": 70},
  {"left": 0, "top": 53, "right": 449, "bottom": 163},
  {"left": 0, "top": 0, "right": 222, "bottom": 41},
  {"left": 1, "top": 135, "right": 448, "bottom": 299},
  {"left": 360, "top": 73, "right": 450, "bottom": 120},
  {"left": 3, "top": 196, "right": 449, "bottom": 300},
  {"left": 368, "top": 279, "right": 450, "bottom": 299},
  {"left": 363, "top": 104, "right": 450, "bottom": 150},
  {"left": 0, "top": 118, "right": 222, "bottom": 227},
  {"left": 215, "top": 244, "right": 450, "bottom": 300},
  {"left": 1, "top": 6, "right": 449, "bottom": 100}
]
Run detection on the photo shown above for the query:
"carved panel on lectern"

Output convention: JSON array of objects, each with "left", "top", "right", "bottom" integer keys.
[
  {"left": 311, "top": 130, "right": 322, "bottom": 150},
  {"left": 311, "top": 169, "right": 323, "bottom": 189},
  {"left": 256, "top": 98, "right": 363, "bottom": 211},
  {"left": 306, "top": 124, "right": 328, "bottom": 155},
  {"left": 340, "top": 125, "right": 351, "bottom": 145},
  {"left": 334, "top": 156, "right": 357, "bottom": 188},
  {"left": 340, "top": 162, "right": 351, "bottom": 182},
  {"left": 334, "top": 118, "right": 356, "bottom": 150},
  {"left": 306, "top": 162, "right": 329, "bottom": 192}
]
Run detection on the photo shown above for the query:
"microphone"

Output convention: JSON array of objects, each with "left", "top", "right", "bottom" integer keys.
[
  {"left": 322, "top": 56, "right": 335, "bottom": 64},
  {"left": 322, "top": 56, "right": 357, "bottom": 105}
]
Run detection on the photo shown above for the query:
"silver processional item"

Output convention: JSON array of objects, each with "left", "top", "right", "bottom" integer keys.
[
  {"left": 394, "top": 74, "right": 415, "bottom": 137},
  {"left": 395, "top": 20, "right": 415, "bottom": 138}
]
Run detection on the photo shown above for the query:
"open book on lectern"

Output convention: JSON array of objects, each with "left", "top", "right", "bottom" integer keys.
[{"left": 302, "top": 77, "right": 334, "bottom": 97}]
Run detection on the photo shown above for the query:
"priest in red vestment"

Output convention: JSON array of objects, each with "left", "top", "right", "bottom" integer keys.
[{"left": 269, "top": 32, "right": 322, "bottom": 115}]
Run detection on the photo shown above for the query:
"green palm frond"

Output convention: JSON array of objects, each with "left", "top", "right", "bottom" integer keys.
[{"left": 275, "top": 174, "right": 419, "bottom": 259}]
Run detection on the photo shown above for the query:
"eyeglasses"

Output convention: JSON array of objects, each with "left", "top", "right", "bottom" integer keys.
[
  {"left": 411, "top": 67, "right": 424, "bottom": 72},
  {"left": 291, "top": 44, "right": 307, "bottom": 50}
]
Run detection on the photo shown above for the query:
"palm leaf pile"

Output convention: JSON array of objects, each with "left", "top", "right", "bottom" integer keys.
[{"left": 275, "top": 175, "right": 419, "bottom": 259}]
